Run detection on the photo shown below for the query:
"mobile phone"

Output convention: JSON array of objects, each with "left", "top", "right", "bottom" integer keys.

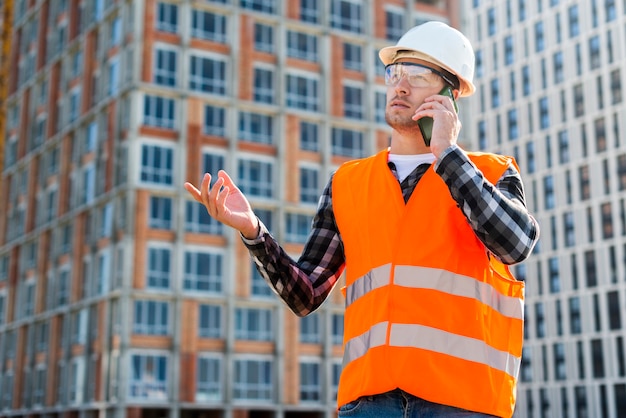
[{"left": 418, "top": 85, "right": 459, "bottom": 146}]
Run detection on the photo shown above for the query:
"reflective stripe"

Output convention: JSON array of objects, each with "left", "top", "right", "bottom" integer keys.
[
  {"left": 345, "top": 264, "right": 392, "bottom": 307},
  {"left": 394, "top": 265, "right": 523, "bottom": 320},
  {"left": 343, "top": 321, "right": 389, "bottom": 368},
  {"left": 389, "top": 323, "right": 521, "bottom": 378}
]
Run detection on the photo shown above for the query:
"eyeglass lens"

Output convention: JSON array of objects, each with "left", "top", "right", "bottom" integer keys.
[{"left": 385, "top": 63, "right": 442, "bottom": 88}]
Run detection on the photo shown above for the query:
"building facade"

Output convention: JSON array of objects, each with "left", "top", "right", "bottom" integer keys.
[
  {"left": 0, "top": 1, "right": 458, "bottom": 418},
  {"left": 462, "top": 1, "right": 626, "bottom": 417}
]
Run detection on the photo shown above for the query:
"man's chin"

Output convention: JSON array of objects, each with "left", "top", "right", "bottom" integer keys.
[{"left": 386, "top": 116, "right": 421, "bottom": 132}]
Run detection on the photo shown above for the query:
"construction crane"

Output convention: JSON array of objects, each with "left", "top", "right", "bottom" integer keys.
[{"left": 0, "top": 0, "right": 14, "bottom": 184}]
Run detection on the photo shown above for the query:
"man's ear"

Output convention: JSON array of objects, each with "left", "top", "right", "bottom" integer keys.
[{"left": 453, "top": 89, "right": 460, "bottom": 100}]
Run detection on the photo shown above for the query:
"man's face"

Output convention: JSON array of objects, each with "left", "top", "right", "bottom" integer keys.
[{"left": 384, "top": 58, "right": 446, "bottom": 132}]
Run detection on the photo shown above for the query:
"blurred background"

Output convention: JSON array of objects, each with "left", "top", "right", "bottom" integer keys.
[{"left": 0, "top": 1, "right": 625, "bottom": 417}]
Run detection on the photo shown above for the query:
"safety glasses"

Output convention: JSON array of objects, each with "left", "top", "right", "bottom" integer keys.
[{"left": 384, "top": 62, "right": 456, "bottom": 89}]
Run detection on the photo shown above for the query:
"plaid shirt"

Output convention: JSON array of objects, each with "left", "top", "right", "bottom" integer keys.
[{"left": 243, "top": 145, "right": 539, "bottom": 316}]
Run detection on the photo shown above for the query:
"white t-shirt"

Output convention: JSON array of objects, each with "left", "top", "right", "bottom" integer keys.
[{"left": 388, "top": 153, "right": 436, "bottom": 183}]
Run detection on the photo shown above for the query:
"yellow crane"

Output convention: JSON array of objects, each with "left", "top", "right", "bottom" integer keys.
[{"left": 0, "top": 0, "right": 14, "bottom": 184}]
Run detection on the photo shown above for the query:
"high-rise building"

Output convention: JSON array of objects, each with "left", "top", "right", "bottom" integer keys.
[
  {"left": 462, "top": 1, "right": 626, "bottom": 417},
  {"left": 0, "top": 1, "right": 459, "bottom": 417}
]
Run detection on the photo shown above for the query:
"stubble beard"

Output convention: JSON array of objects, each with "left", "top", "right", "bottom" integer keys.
[{"left": 385, "top": 110, "right": 421, "bottom": 135}]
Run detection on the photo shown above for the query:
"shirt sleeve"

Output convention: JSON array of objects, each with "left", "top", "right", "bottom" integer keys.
[
  {"left": 241, "top": 176, "right": 345, "bottom": 316},
  {"left": 434, "top": 145, "right": 540, "bottom": 265}
]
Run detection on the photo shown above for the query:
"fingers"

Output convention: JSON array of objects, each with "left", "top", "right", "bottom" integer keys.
[{"left": 423, "top": 94, "right": 455, "bottom": 113}]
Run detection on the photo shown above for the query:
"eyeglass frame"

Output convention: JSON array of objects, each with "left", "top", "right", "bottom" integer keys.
[{"left": 384, "top": 62, "right": 459, "bottom": 90}]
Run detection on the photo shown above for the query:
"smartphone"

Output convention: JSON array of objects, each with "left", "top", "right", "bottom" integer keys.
[{"left": 418, "top": 85, "right": 459, "bottom": 146}]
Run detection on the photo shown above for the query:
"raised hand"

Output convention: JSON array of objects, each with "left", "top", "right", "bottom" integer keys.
[{"left": 184, "top": 170, "right": 260, "bottom": 239}]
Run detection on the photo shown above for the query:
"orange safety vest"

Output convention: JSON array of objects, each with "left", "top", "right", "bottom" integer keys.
[{"left": 332, "top": 149, "right": 525, "bottom": 418}]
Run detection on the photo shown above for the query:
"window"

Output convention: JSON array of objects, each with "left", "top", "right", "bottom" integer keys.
[
  {"left": 233, "top": 358, "right": 273, "bottom": 401},
  {"left": 344, "top": 85, "right": 363, "bottom": 119},
  {"left": 198, "top": 304, "right": 222, "bottom": 338},
  {"left": 300, "top": 314, "right": 320, "bottom": 343},
  {"left": 154, "top": 48, "right": 177, "bottom": 86},
  {"left": 490, "top": 78, "right": 500, "bottom": 108},
  {"left": 602, "top": 202, "right": 614, "bottom": 239},
  {"left": 238, "top": 159, "right": 273, "bottom": 197},
  {"left": 254, "top": 23, "right": 274, "bottom": 53},
  {"left": 518, "top": 0, "right": 526, "bottom": 21},
  {"left": 539, "top": 97, "right": 550, "bottom": 130},
  {"left": 68, "top": 87, "right": 81, "bottom": 122},
  {"left": 607, "top": 291, "right": 621, "bottom": 330},
  {"left": 558, "top": 130, "right": 569, "bottom": 163},
  {"left": 332, "top": 127, "right": 363, "bottom": 158},
  {"left": 579, "top": 164, "right": 590, "bottom": 200},
  {"left": 191, "top": 10, "right": 227, "bottom": 42},
  {"left": 568, "top": 5, "right": 579, "bottom": 37},
  {"left": 254, "top": 67, "right": 275, "bottom": 104},
  {"left": 618, "top": 154, "right": 626, "bottom": 190},
  {"left": 592, "top": 339, "right": 605, "bottom": 378},
  {"left": 611, "top": 69, "right": 622, "bottom": 104},
  {"left": 478, "top": 120, "right": 487, "bottom": 150},
  {"left": 300, "top": 0, "right": 319, "bottom": 23},
  {"left": 300, "top": 361, "right": 321, "bottom": 401},
  {"left": 133, "top": 300, "right": 169, "bottom": 335},
  {"left": 534, "top": 21, "right": 544, "bottom": 52},
  {"left": 251, "top": 265, "right": 272, "bottom": 297},
  {"left": 549, "top": 257, "right": 560, "bottom": 293},
  {"left": 521, "top": 347, "right": 532, "bottom": 382},
  {"left": 543, "top": 175, "right": 554, "bottom": 209},
  {"left": 149, "top": 196, "right": 172, "bottom": 229},
  {"left": 143, "top": 95, "right": 175, "bottom": 129},
  {"left": 300, "top": 167, "right": 319, "bottom": 204},
  {"left": 504, "top": 35, "right": 514, "bottom": 65},
  {"left": 475, "top": 50, "right": 483, "bottom": 78},
  {"left": 235, "top": 307, "right": 273, "bottom": 340},
  {"left": 140, "top": 144, "right": 174, "bottom": 185},
  {"left": 147, "top": 247, "right": 171, "bottom": 289},
  {"left": 286, "top": 213, "right": 313, "bottom": 243},
  {"left": 331, "top": 0, "right": 362, "bottom": 33},
  {"left": 563, "top": 211, "right": 575, "bottom": 247},
  {"left": 130, "top": 353, "right": 168, "bottom": 399},
  {"left": 332, "top": 361, "right": 341, "bottom": 400},
  {"left": 385, "top": 9, "right": 403, "bottom": 41},
  {"left": 156, "top": 2, "right": 178, "bottom": 33},
  {"left": 0, "top": 293, "right": 6, "bottom": 325},
  {"left": 300, "top": 121, "right": 319, "bottom": 151},
  {"left": 569, "top": 296, "right": 581, "bottom": 334},
  {"left": 241, "top": 0, "right": 276, "bottom": 14},
  {"left": 196, "top": 355, "right": 222, "bottom": 401},
  {"left": 554, "top": 343, "right": 566, "bottom": 380},
  {"left": 189, "top": 55, "right": 226, "bottom": 95},
  {"left": 287, "top": 31, "right": 318, "bottom": 62},
  {"left": 595, "top": 117, "right": 607, "bottom": 153},
  {"left": 585, "top": 250, "right": 597, "bottom": 287},
  {"left": 343, "top": 42, "right": 362, "bottom": 71},
  {"left": 332, "top": 313, "right": 344, "bottom": 345},
  {"left": 573, "top": 83, "right": 584, "bottom": 117},
  {"left": 286, "top": 74, "right": 319, "bottom": 111},
  {"left": 535, "top": 302, "right": 545, "bottom": 338},
  {"left": 239, "top": 112, "right": 273, "bottom": 144},
  {"left": 204, "top": 105, "right": 226, "bottom": 136},
  {"left": 487, "top": 8, "right": 496, "bottom": 36},
  {"left": 372, "top": 91, "right": 386, "bottom": 124},
  {"left": 184, "top": 250, "right": 223, "bottom": 293},
  {"left": 507, "top": 109, "right": 518, "bottom": 140},
  {"left": 553, "top": 51, "right": 563, "bottom": 84},
  {"left": 522, "top": 65, "right": 531, "bottom": 96},
  {"left": 589, "top": 36, "right": 601, "bottom": 70}
]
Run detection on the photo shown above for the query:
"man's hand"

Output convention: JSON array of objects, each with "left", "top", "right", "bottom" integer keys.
[
  {"left": 184, "top": 170, "right": 259, "bottom": 239},
  {"left": 415, "top": 93, "right": 461, "bottom": 158}
]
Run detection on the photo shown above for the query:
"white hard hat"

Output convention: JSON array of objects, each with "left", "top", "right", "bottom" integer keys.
[{"left": 379, "top": 21, "right": 476, "bottom": 97}]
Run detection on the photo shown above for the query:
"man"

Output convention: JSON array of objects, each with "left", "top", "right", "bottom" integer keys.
[{"left": 185, "top": 21, "right": 539, "bottom": 418}]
